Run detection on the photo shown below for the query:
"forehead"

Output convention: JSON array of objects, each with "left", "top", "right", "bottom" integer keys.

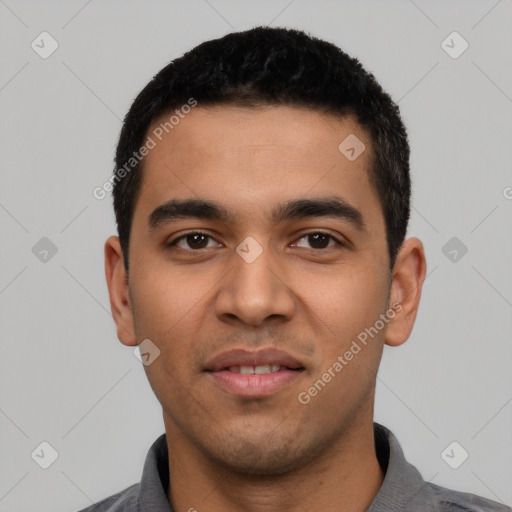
[
  {"left": 146, "top": 105, "right": 370, "bottom": 167},
  {"left": 133, "top": 105, "right": 383, "bottom": 233}
]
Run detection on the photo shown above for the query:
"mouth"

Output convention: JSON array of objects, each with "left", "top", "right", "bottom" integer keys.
[
  {"left": 204, "top": 348, "right": 305, "bottom": 397},
  {"left": 226, "top": 364, "right": 299, "bottom": 374}
]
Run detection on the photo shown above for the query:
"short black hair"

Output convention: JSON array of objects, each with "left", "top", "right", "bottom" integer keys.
[{"left": 113, "top": 26, "right": 410, "bottom": 273}]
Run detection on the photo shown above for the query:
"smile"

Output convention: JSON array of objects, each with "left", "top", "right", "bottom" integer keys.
[
  {"left": 228, "top": 364, "right": 283, "bottom": 374},
  {"left": 204, "top": 347, "right": 306, "bottom": 397}
]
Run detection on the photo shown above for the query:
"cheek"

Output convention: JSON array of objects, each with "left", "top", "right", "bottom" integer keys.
[
  {"left": 300, "top": 268, "right": 387, "bottom": 414},
  {"left": 129, "top": 261, "right": 208, "bottom": 343},
  {"left": 306, "top": 261, "right": 389, "bottom": 354},
  {"left": 131, "top": 266, "right": 210, "bottom": 396}
]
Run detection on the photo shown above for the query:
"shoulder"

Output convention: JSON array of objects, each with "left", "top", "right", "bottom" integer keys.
[
  {"left": 414, "top": 481, "right": 512, "bottom": 511},
  {"left": 372, "top": 423, "right": 510, "bottom": 512},
  {"left": 75, "top": 483, "right": 139, "bottom": 512}
]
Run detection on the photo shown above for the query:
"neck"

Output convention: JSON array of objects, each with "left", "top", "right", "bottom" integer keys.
[{"left": 165, "top": 416, "right": 385, "bottom": 512}]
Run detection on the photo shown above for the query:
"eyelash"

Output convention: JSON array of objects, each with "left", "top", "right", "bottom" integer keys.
[{"left": 167, "top": 231, "right": 346, "bottom": 251}]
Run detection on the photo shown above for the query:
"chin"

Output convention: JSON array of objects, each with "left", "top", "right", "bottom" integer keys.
[
  {"left": 212, "top": 445, "right": 305, "bottom": 476},
  {"left": 197, "top": 429, "right": 320, "bottom": 477}
]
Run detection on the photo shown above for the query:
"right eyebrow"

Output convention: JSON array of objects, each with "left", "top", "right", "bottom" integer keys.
[{"left": 148, "top": 198, "right": 230, "bottom": 231}]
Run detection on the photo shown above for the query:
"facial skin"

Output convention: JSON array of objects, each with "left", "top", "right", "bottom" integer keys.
[{"left": 105, "top": 105, "right": 426, "bottom": 512}]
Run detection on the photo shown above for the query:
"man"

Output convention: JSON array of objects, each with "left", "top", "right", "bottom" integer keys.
[{"left": 81, "top": 27, "right": 510, "bottom": 512}]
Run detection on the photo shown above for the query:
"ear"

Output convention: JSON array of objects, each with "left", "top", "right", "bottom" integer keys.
[
  {"left": 385, "top": 237, "right": 427, "bottom": 347},
  {"left": 104, "top": 235, "right": 137, "bottom": 346}
]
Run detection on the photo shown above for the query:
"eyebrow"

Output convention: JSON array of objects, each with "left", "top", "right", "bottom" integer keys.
[{"left": 148, "top": 196, "right": 367, "bottom": 233}]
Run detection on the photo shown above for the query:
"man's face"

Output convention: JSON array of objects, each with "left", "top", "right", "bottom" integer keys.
[{"left": 125, "top": 105, "right": 392, "bottom": 474}]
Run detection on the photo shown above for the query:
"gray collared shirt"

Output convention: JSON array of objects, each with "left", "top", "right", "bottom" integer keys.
[{"left": 77, "top": 423, "right": 510, "bottom": 511}]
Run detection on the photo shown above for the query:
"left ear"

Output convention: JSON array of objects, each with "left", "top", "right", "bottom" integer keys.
[{"left": 385, "top": 237, "right": 427, "bottom": 347}]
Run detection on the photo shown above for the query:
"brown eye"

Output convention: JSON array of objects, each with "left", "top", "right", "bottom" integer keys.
[
  {"left": 308, "top": 233, "right": 331, "bottom": 249},
  {"left": 295, "top": 232, "right": 341, "bottom": 250},
  {"left": 184, "top": 234, "right": 209, "bottom": 249},
  {"left": 169, "top": 232, "right": 219, "bottom": 250}
]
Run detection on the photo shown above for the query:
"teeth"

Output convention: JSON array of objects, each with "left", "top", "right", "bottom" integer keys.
[
  {"left": 240, "top": 366, "right": 255, "bottom": 375},
  {"left": 227, "top": 365, "right": 283, "bottom": 374},
  {"left": 254, "top": 365, "right": 271, "bottom": 374}
]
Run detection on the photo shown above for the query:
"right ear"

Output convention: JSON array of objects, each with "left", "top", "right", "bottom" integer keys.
[{"left": 104, "top": 236, "right": 137, "bottom": 346}]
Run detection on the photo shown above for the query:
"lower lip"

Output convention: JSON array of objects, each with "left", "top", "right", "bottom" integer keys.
[{"left": 207, "top": 369, "right": 303, "bottom": 397}]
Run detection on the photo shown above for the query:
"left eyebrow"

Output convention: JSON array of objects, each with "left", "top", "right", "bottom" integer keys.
[
  {"left": 271, "top": 196, "right": 367, "bottom": 233},
  {"left": 148, "top": 196, "right": 367, "bottom": 233}
]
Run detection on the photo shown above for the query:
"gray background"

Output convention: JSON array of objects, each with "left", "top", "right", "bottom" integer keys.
[{"left": 1, "top": 0, "right": 511, "bottom": 511}]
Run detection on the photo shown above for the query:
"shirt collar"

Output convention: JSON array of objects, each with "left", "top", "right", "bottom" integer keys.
[
  {"left": 367, "top": 423, "right": 426, "bottom": 511},
  {"left": 135, "top": 422, "right": 424, "bottom": 511},
  {"left": 137, "top": 431, "right": 172, "bottom": 511}
]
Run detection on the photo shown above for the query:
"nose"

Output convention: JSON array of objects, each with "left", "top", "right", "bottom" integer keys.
[{"left": 214, "top": 242, "right": 296, "bottom": 327}]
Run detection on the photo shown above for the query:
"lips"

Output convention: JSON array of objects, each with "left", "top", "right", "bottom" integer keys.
[{"left": 204, "top": 348, "right": 305, "bottom": 398}]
